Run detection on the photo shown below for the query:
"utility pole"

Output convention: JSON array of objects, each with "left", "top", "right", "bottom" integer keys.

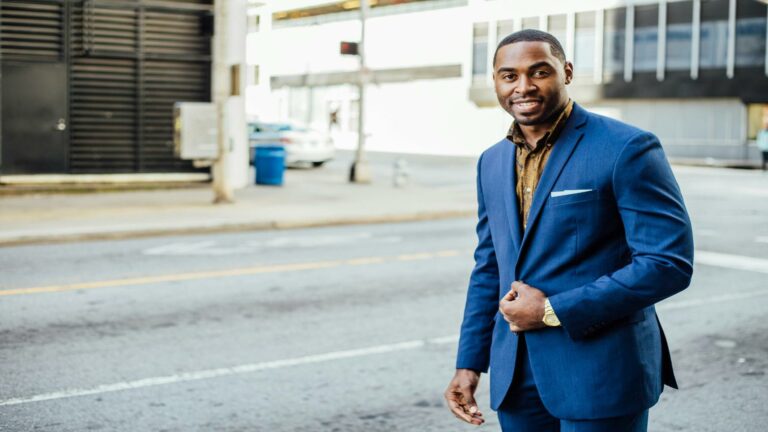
[
  {"left": 212, "top": 0, "right": 235, "bottom": 203},
  {"left": 349, "top": 0, "right": 371, "bottom": 183}
]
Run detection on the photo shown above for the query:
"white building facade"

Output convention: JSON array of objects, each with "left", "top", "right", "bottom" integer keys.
[{"left": 246, "top": 0, "right": 768, "bottom": 163}]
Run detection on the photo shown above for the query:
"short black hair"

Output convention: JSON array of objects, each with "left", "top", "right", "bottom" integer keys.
[{"left": 493, "top": 29, "right": 566, "bottom": 68}]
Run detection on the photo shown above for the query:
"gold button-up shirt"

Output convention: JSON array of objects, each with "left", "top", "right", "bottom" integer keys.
[{"left": 508, "top": 100, "right": 574, "bottom": 230}]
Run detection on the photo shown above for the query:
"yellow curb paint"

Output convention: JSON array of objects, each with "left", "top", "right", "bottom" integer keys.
[{"left": 0, "top": 250, "right": 464, "bottom": 297}]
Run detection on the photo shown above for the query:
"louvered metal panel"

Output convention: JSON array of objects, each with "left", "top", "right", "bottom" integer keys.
[
  {"left": 0, "top": 1, "right": 64, "bottom": 60},
  {"left": 69, "top": 57, "right": 138, "bottom": 172},
  {"left": 141, "top": 59, "right": 209, "bottom": 170},
  {"left": 143, "top": 10, "right": 210, "bottom": 57},
  {"left": 78, "top": 2, "right": 138, "bottom": 55},
  {"left": 66, "top": 0, "right": 212, "bottom": 173}
]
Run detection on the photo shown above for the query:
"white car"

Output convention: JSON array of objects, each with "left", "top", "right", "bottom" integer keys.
[{"left": 248, "top": 122, "right": 335, "bottom": 167}]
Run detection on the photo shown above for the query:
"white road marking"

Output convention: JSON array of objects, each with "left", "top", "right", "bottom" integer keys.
[
  {"left": 755, "top": 236, "right": 768, "bottom": 244},
  {"left": 0, "top": 336, "right": 457, "bottom": 407},
  {"left": 3, "top": 250, "right": 766, "bottom": 407},
  {"left": 2, "top": 280, "right": 766, "bottom": 408},
  {"left": 695, "top": 250, "right": 768, "bottom": 274},
  {"left": 659, "top": 290, "right": 768, "bottom": 310}
]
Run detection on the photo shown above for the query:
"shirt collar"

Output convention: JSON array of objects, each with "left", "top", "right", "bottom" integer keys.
[{"left": 507, "top": 99, "right": 574, "bottom": 151}]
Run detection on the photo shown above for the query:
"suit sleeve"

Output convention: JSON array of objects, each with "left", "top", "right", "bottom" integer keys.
[
  {"left": 455, "top": 153, "right": 501, "bottom": 371},
  {"left": 548, "top": 132, "right": 694, "bottom": 340}
]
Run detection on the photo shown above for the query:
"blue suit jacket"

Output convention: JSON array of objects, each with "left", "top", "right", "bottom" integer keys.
[{"left": 456, "top": 103, "right": 694, "bottom": 419}]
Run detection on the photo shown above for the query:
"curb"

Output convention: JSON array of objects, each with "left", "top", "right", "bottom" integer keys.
[{"left": 0, "top": 210, "right": 476, "bottom": 247}]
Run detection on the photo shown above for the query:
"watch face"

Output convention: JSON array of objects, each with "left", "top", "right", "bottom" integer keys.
[{"left": 544, "top": 315, "right": 558, "bottom": 326}]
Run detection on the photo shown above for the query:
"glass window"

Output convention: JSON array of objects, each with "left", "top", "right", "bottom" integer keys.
[
  {"left": 747, "top": 104, "right": 766, "bottom": 140},
  {"left": 247, "top": 65, "right": 260, "bottom": 86},
  {"left": 666, "top": 1, "right": 693, "bottom": 72},
  {"left": 634, "top": 4, "right": 659, "bottom": 73},
  {"left": 603, "top": 8, "right": 626, "bottom": 81},
  {"left": 735, "top": 0, "right": 767, "bottom": 68},
  {"left": 247, "top": 14, "right": 260, "bottom": 33},
  {"left": 548, "top": 14, "right": 567, "bottom": 49},
  {"left": 522, "top": 16, "right": 539, "bottom": 30},
  {"left": 574, "top": 11, "right": 596, "bottom": 75},
  {"left": 497, "top": 19, "right": 515, "bottom": 43},
  {"left": 700, "top": 0, "right": 729, "bottom": 70},
  {"left": 473, "top": 23, "right": 489, "bottom": 81}
]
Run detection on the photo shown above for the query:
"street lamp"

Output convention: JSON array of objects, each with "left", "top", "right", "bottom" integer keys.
[{"left": 349, "top": 0, "right": 371, "bottom": 183}]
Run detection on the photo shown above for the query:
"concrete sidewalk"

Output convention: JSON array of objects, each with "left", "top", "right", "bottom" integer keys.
[{"left": 0, "top": 153, "right": 478, "bottom": 246}]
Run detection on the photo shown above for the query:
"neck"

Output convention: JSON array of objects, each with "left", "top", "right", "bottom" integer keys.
[
  {"left": 518, "top": 124, "right": 551, "bottom": 147},
  {"left": 518, "top": 99, "right": 569, "bottom": 147}
]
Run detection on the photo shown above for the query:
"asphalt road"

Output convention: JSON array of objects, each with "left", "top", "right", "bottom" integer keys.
[{"left": 1, "top": 166, "right": 767, "bottom": 432}]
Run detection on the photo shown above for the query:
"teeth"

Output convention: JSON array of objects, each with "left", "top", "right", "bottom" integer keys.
[{"left": 515, "top": 101, "right": 538, "bottom": 108}]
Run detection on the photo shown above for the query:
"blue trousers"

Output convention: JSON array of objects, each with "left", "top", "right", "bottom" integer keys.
[{"left": 497, "top": 335, "right": 649, "bottom": 432}]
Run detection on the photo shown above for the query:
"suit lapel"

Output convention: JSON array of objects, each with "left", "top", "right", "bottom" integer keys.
[
  {"left": 501, "top": 138, "right": 523, "bottom": 252},
  {"left": 517, "top": 104, "right": 589, "bottom": 260}
]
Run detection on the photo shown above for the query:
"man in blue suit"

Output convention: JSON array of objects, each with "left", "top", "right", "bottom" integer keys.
[{"left": 444, "top": 30, "right": 694, "bottom": 431}]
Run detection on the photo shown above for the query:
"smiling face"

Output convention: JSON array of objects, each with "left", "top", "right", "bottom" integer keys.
[{"left": 493, "top": 41, "right": 573, "bottom": 127}]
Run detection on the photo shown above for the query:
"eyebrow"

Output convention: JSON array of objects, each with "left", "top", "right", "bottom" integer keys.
[{"left": 496, "top": 61, "right": 555, "bottom": 73}]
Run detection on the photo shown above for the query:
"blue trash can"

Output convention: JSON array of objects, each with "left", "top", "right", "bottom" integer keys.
[{"left": 254, "top": 145, "right": 286, "bottom": 186}]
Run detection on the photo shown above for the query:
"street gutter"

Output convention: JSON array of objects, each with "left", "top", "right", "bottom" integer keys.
[{"left": 0, "top": 210, "right": 475, "bottom": 247}]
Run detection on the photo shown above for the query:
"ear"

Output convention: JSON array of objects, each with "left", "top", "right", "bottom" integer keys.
[{"left": 563, "top": 61, "right": 574, "bottom": 85}]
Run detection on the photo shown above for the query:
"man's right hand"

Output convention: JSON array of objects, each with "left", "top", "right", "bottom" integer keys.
[{"left": 444, "top": 368, "right": 485, "bottom": 426}]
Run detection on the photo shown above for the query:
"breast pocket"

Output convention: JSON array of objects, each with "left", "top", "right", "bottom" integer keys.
[{"left": 549, "top": 189, "right": 601, "bottom": 206}]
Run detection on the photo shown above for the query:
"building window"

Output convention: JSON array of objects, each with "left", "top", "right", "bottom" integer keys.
[
  {"left": 247, "top": 65, "right": 260, "bottom": 86},
  {"left": 574, "top": 12, "right": 596, "bottom": 76},
  {"left": 634, "top": 4, "right": 659, "bottom": 73},
  {"left": 603, "top": 7, "right": 626, "bottom": 81},
  {"left": 247, "top": 14, "right": 260, "bottom": 33},
  {"left": 473, "top": 23, "right": 489, "bottom": 82},
  {"left": 735, "top": 0, "right": 767, "bottom": 68},
  {"left": 747, "top": 103, "right": 768, "bottom": 140},
  {"left": 497, "top": 19, "right": 515, "bottom": 43},
  {"left": 548, "top": 14, "right": 567, "bottom": 48},
  {"left": 700, "top": 0, "right": 729, "bottom": 70},
  {"left": 522, "top": 16, "right": 539, "bottom": 30},
  {"left": 667, "top": 1, "right": 694, "bottom": 72}
]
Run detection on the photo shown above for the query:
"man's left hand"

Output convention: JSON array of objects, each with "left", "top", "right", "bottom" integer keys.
[{"left": 499, "top": 281, "right": 547, "bottom": 332}]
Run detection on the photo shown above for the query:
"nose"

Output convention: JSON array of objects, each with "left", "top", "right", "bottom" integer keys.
[{"left": 515, "top": 75, "right": 537, "bottom": 96}]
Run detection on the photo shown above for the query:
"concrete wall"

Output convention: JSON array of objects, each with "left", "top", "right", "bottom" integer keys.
[{"left": 585, "top": 99, "right": 751, "bottom": 160}]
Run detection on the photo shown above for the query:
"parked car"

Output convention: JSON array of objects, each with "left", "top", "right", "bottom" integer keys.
[{"left": 248, "top": 122, "right": 335, "bottom": 167}]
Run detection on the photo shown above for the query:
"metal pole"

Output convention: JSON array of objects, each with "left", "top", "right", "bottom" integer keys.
[
  {"left": 212, "top": 0, "right": 234, "bottom": 203},
  {"left": 691, "top": 0, "right": 701, "bottom": 80},
  {"left": 350, "top": 0, "right": 371, "bottom": 183},
  {"left": 726, "top": 0, "right": 736, "bottom": 79},
  {"left": 624, "top": 4, "right": 634, "bottom": 83},
  {"left": 657, "top": 0, "right": 667, "bottom": 82}
]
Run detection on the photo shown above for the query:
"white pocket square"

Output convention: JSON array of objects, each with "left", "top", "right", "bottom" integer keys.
[{"left": 551, "top": 189, "right": 593, "bottom": 198}]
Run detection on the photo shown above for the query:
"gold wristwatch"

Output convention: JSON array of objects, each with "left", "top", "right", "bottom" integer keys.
[{"left": 543, "top": 298, "right": 561, "bottom": 327}]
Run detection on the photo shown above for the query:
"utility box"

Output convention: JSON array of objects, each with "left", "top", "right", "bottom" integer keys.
[{"left": 173, "top": 102, "right": 218, "bottom": 160}]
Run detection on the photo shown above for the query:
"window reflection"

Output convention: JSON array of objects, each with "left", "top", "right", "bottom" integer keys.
[
  {"left": 473, "top": 23, "right": 488, "bottom": 81},
  {"left": 735, "top": 0, "right": 766, "bottom": 67},
  {"left": 604, "top": 8, "right": 626, "bottom": 82},
  {"left": 522, "top": 16, "right": 539, "bottom": 30},
  {"left": 548, "top": 14, "right": 567, "bottom": 50},
  {"left": 497, "top": 19, "right": 515, "bottom": 43},
  {"left": 574, "top": 11, "right": 596, "bottom": 76},
  {"left": 634, "top": 4, "right": 659, "bottom": 73},
  {"left": 667, "top": 1, "right": 693, "bottom": 72},
  {"left": 699, "top": 0, "right": 729, "bottom": 70}
]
